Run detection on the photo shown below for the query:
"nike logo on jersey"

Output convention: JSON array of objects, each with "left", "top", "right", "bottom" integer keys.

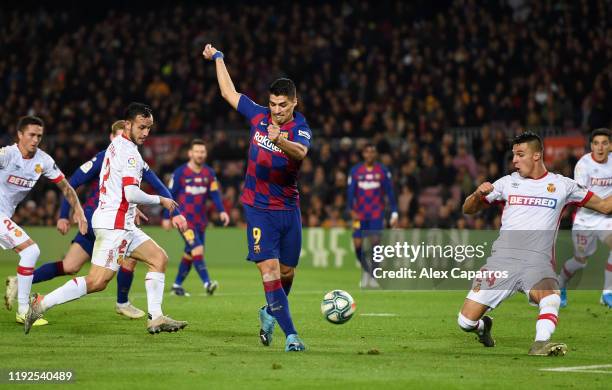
[
  {"left": 508, "top": 195, "right": 557, "bottom": 208},
  {"left": 260, "top": 120, "right": 267, "bottom": 126}
]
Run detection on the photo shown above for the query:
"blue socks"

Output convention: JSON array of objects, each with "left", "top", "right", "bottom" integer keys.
[
  {"left": 192, "top": 255, "right": 210, "bottom": 284},
  {"left": 174, "top": 257, "right": 192, "bottom": 286},
  {"left": 264, "top": 279, "right": 297, "bottom": 336},
  {"left": 32, "top": 261, "right": 65, "bottom": 284},
  {"left": 116, "top": 267, "right": 134, "bottom": 304}
]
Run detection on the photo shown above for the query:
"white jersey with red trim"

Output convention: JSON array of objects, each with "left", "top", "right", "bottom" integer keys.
[
  {"left": 0, "top": 144, "right": 64, "bottom": 217},
  {"left": 573, "top": 153, "right": 612, "bottom": 228},
  {"left": 92, "top": 135, "right": 147, "bottom": 231},
  {"left": 484, "top": 171, "right": 592, "bottom": 263}
]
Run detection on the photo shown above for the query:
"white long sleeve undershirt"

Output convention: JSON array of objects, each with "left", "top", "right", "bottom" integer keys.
[{"left": 124, "top": 185, "right": 161, "bottom": 205}]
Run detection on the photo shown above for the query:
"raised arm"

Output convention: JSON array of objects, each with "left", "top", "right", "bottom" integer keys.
[
  {"left": 463, "top": 182, "right": 494, "bottom": 215},
  {"left": 202, "top": 44, "right": 241, "bottom": 110}
]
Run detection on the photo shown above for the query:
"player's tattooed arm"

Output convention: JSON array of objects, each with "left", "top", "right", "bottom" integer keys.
[
  {"left": 55, "top": 178, "right": 88, "bottom": 235},
  {"left": 463, "top": 182, "right": 494, "bottom": 214},
  {"left": 267, "top": 125, "right": 308, "bottom": 160},
  {"left": 203, "top": 44, "right": 241, "bottom": 110},
  {"left": 583, "top": 193, "right": 612, "bottom": 215}
]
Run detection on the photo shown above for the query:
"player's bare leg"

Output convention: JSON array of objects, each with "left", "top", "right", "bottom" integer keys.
[
  {"left": 130, "top": 239, "right": 187, "bottom": 334},
  {"left": 24, "top": 265, "right": 114, "bottom": 334},
  {"left": 115, "top": 257, "right": 145, "bottom": 319},
  {"left": 60, "top": 244, "right": 91, "bottom": 274},
  {"left": 527, "top": 278, "right": 566, "bottom": 356},
  {"left": 458, "top": 298, "right": 495, "bottom": 347}
]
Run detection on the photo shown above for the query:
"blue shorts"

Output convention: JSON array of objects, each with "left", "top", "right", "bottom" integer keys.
[
  {"left": 180, "top": 227, "right": 205, "bottom": 254},
  {"left": 243, "top": 204, "right": 302, "bottom": 267},
  {"left": 72, "top": 212, "right": 96, "bottom": 255},
  {"left": 352, "top": 219, "right": 384, "bottom": 239}
]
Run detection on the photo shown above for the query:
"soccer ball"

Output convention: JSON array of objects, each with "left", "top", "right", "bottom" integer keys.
[{"left": 321, "top": 290, "right": 356, "bottom": 324}]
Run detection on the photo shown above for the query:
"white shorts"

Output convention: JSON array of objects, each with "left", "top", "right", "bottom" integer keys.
[
  {"left": 572, "top": 221, "right": 612, "bottom": 257},
  {"left": 0, "top": 216, "right": 31, "bottom": 250},
  {"left": 465, "top": 256, "right": 558, "bottom": 309},
  {"left": 91, "top": 228, "right": 151, "bottom": 271}
]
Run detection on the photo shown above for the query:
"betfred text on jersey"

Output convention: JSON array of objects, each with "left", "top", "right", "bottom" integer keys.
[
  {"left": 507, "top": 195, "right": 557, "bottom": 208},
  {"left": 7, "top": 175, "right": 36, "bottom": 188}
]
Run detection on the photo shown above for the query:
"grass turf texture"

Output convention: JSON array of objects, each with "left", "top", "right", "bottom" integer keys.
[{"left": 0, "top": 235, "right": 610, "bottom": 389}]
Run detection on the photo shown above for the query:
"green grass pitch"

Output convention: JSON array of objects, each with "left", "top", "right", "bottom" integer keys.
[{"left": 0, "top": 251, "right": 611, "bottom": 388}]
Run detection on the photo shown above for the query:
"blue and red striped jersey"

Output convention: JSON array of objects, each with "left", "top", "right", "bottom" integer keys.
[
  {"left": 237, "top": 95, "right": 312, "bottom": 210},
  {"left": 165, "top": 163, "right": 225, "bottom": 229},
  {"left": 347, "top": 162, "right": 398, "bottom": 221}
]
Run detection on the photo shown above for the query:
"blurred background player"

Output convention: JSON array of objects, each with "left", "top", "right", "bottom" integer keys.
[
  {"left": 25, "top": 103, "right": 188, "bottom": 334},
  {"left": 9, "top": 120, "right": 186, "bottom": 319},
  {"left": 460, "top": 132, "right": 612, "bottom": 356},
  {"left": 347, "top": 143, "right": 398, "bottom": 288},
  {"left": 164, "top": 138, "right": 230, "bottom": 297},
  {"left": 558, "top": 128, "right": 612, "bottom": 308},
  {"left": 2, "top": 116, "right": 87, "bottom": 327},
  {"left": 204, "top": 43, "right": 311, "bottom": 352}
]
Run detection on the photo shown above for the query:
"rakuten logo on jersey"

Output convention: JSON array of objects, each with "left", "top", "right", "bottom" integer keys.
[
  {"left": 591, "top": 177, "right": 612, "bottom": 186},
  {"left": 7, "top": 175, "right": 36, "bottom": 188},
  {"left": 186, "top": 185, "right": 207, "bottom": 195},
  {"left": 508, "top": 195, "right": 557, "bottom": 208},
  {"left": 358, "top": 181, "right": 381, "bottom": 190},
  {"left": 254, "top": 131, "right": 282, "bottom": 154}
]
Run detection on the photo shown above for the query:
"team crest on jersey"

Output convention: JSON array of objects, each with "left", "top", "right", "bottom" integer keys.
[
  {"left": 280, "top": 131, "right": 289, "bottom": 139},
  {"left": 546, "top": 183, "right": 556, "bottom": 193},
  {"left": 14, "top": 229, "right": 22, "bottom": 237},
  {"left": 34, "top": 164, "right": 42, "bottom": 174}
]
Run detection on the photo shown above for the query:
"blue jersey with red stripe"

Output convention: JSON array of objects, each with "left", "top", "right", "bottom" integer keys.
[
  {"left": 347, "top": 162, "right": 398, "bottom": 221},
  {"left": 60, "top": 149, "right": 178, "bottom": 220},
  {"left": 237, "top": 95, "right": 312, "bottom": 210},
  {"left": 164, "top": 163, "right": 225, "bottom": 230}
]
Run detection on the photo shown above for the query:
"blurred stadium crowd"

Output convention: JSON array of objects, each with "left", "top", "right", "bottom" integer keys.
[{"left": 1, "top": 0, "right": 611, "bottom": 229}]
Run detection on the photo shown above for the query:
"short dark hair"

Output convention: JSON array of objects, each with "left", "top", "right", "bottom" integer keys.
[
  {"left": 590, "top": 128, "right": 611, "bottom": 143},
  {"left": 269, "top": 78, "right": 296, "bottom": 99},
  {"left": 190, "top": 138, "right": 206, "bottom": 149},
  {"left": 363, "top": 143, "right": 376, "bottom": 152},
  {"left": 512, "top": 131, "right": 543, "bottom": 152},
  {"left": 124, "top": 102, "right": 153, "bottom": 121},
  {"left": 17, "top": 115, "right": 44, "bottom": 132}
]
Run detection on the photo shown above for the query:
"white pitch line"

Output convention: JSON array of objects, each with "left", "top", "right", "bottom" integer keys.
[
  {"left": 359, "top": 313, "right": 398, "bottom": 317},
  {"left": 540, "top": 364, "right": 612, "bottom": 374}
]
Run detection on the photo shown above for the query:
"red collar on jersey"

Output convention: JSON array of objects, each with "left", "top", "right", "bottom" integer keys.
[{"left": 531, "top": 171, "right": 549, "bottom": 180}]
